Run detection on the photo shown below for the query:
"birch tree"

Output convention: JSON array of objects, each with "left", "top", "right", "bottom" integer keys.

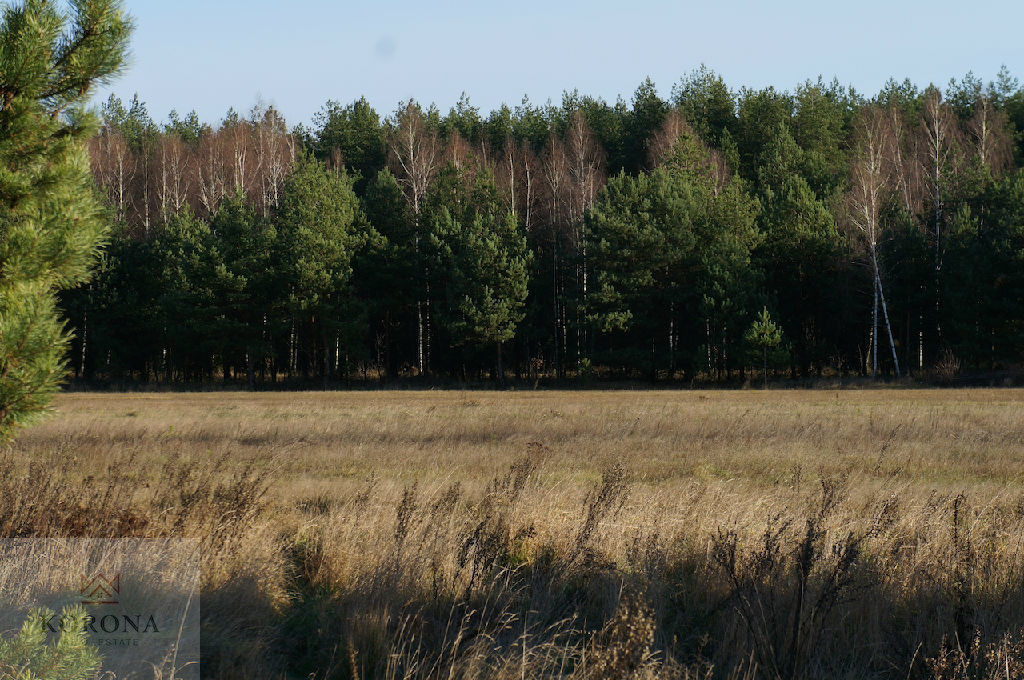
[
  {"left": 538, "top": 132, "right": 570, "bottom": 376},
  {"left": 966, "top": 94, "right": 1011, "bottom": 175},
  {"left": 89, "top": 128, "right": 135, "bottom": 222},
  {"left": 388, "top": 101, "right": 441, "bottom": 374},
  {"left": 848, "top": 107, "right": 900, "bottom": 378},
  {"left": 919, "top": 89, "right": 961, "bottom": 277},
  {"left": 565, "top": 111, "right": 605, "bottom": 365}
]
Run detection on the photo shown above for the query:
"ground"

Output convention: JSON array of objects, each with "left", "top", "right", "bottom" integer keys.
[
  {"left": 29, "top": 388, "right": 1024, "bottom": 502},
  {"left": 8, "top": 388, "right": 1024, "bottom": 678}
]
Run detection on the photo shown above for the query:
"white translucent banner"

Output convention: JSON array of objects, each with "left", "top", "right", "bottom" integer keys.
[{"left": 0, "top": 538, "right": 200, "bottom": 679}]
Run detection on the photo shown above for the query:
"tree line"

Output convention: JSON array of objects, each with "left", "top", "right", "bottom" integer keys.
[{"left": 63, "top": 67, "right": 1024, "bottom": 387}]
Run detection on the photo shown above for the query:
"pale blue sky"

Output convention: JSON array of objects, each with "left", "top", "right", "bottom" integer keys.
[{"left": 94, "top": 0, "right": 1024, "bottom": 128}]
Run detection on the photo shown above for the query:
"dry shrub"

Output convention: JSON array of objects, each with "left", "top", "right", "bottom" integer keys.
[
  {"left": 573, "top": 462, "right": 630, "bottom": 563},
  {"left": 711, "top": 475, "right": 868, "bottom": 679},
  {"left": 926, "top": 632, "right": 1024, "bottom": 679},
  {"left": 0, "top": 450, "right": 149, "bottom": 537},
  {"left": 577, "top": 595, "right": 657, "bottom": 679},
  {"left": 934, "top": 349, "right": 963, "bottom": 380}
]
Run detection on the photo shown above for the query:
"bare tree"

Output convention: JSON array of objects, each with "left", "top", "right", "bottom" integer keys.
[
  {"left": 389, "top": 100, "right": 441, "bottom": 217},
  {"left": 89, "top": 128, "right": 135, "bottom": 223},
  {"left": 156, "top": 134, "right": 189, "bottom": 222},
  {"left": 538, "top": 132, "right": 569, "bottom": 376},
  {"left": 848, "top": 107, "right": 900, "bottom": 378},
  {"left": 565, "top": 111, "right": 605, "bottom": 363},
  {"left": 195, "top": 131, "right": 226, "bottom": 218},
  {"left": 251, "top": 105, "right": 294, "bottom": 217},
  {"left": 129, "top": 140, "right": 155, "bottom": 235},
  {"left": 884, "top": 104, "right": 924, "bottom": 217},
  {"left": 918, "top": 88, "right": 966, "bottom": 352},
  {"left": 224, "top": 116, "right": 252, "bottom": 194},
  {"left": 442, "top": 130, "right": 474, "bottom": 170},
  {"left": 494, "top": 137, "right": 537, "bottom": 233},
  {"left": 564, "top": 111, "right": 605, "bottom": 230},
  {"left": 967, "top": 94, "right": 1012, "bottom": 175},
  {"left": 388, "top": 101, "right": 441, "bottom": 374},
  {"left": 90, "top": 106, "right": 295, "bottom": 231},
  {"left": 646, "top": 108, "right": 691, "bottom": 169},
  {"left": 919, "top": 88, "right": 962, "bottom": 272},
  {"left": 539, "top": 133, "right": 569, "bottom": 230},
  {"left": 880, "top": 103, "right": 928, "bottom": 367},
  {"left": 536, "top": 112, "right": 607, "bottom": 372}
]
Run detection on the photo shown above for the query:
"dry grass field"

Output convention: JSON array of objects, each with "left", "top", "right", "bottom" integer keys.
[{"left": 6, "top": 389, "right": 1024, "bottom": 679}]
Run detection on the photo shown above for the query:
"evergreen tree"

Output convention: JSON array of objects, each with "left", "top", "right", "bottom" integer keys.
[
  {"left": 754, "top": 123, "right": 847, "bottom": 376},
  {"left": 439, "top": 93, "right": 483, "bottom": 146},
  {"left": 210, "top": 193, "right": 278, "bottom": 387},
  {"left": 735, "top": 87, "right": 795, "bottom": 182},
  {"left": 360, "top": 169, "right": 416, "bottom": 379},
  {"left": 432, "top": 207, "right": 530, "bottom": 383},
  {"left": 153, "top": 207, "right": 225, "bottom": 382},
  {"left": 587, "top": 127, "right": 760, "bottom": 379},
  {"left": 165, "top": 109, "right": 208, "bottom": 145},
  {"left": 427, "top": 166, "right": 530, "bottom": 382},
  {"left": 312, "top": 97, "right": 386, "bottom": 191},
  {"left": 944, "top": 171, "right": 1024, "bottom": 367},
  {"left": 60, "top": 219, "right": 162, "bottom": 382},
  {"left": 276, "top": 156, "right": 372, "bottom": 384},
  {"left": 745, "top": 306, "right": 784, "bottom": 388},
  {"left": 0, "top": 0, "right": 132, "bottom": 437},
  {"left": 101, "top": 93, "right": 157, "bottom": 151},
  {"left": 791, "top": 79, "right": 856, "bottom": 200},
  {"left": 43, "top": 66, "right": 1024, "bottom": 385},
  {"left": 671, "top": 65, "right": 737, "bottom": 148},
  {"left": 623, "top": 78, "right": 668, "bottom": 173}
]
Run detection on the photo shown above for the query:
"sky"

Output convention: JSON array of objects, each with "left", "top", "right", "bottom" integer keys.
[{"left": 93, "top": 0, "right": 1024, "bottom": 129}]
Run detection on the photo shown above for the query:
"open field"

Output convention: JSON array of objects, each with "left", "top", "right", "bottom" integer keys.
[{"left": 7, "top": 389, "right": 1024, "bottom": 678}]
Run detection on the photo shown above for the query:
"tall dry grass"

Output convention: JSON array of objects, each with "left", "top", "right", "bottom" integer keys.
[{"left": 3, "top": 389, "right": 1024, "bottom": 678}]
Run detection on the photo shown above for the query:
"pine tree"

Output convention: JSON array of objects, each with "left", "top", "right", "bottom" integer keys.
[
  {"left": 586, "top": 125, "right": 759, "bottom": 380},
  {"left": 754, "top": 122, "right": 846, "bottom": 376},
  {"left": 153, "top": 207, "right": 225, "bottom": 382},
  {"left": 360, "top": 169, "right": 415, "bottom": 379},
  {"left": 210, "top": 193, "right": 278, "bottom": 388},
  {"left": 276, "top": 156, "right": 372, "bottom": 385},
  {"left": 312, "top": 97, "right": 385, "bottom": 191},
  {"left": 745, "top": 307, "right": 783, "bottom": 388},
  {"left": 428, "top": 167, "right": 530, "bottom": 383},
  {"left": 432, "top": 208, "right": 530, "bottom": 383},
  {"left": 0, "top": 0, "right": 132, "bottom": 438}
]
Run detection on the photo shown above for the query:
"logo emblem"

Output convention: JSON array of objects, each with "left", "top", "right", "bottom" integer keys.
[{"left": 79, "top": 573, "right": 120, "bottom": 605}]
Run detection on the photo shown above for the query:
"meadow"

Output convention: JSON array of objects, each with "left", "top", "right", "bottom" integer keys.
[{"left": 6, "top": 389, "right": 1024, "bottom": 679}]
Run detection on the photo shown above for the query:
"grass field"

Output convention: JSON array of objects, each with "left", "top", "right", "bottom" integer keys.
[{"left": 7, "top": 389, "right": 1024, "bottom": 679}]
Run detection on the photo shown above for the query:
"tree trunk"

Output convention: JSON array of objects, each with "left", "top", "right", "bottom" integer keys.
[
  {"left": 763, "top": 346, "right": 768, "bottom": 389},
  {"left": 80, "top": 309, "right": 88, "bottom": 380},
  {"left": 246, "top": 350, "right": 256, "bottom": 391},
  {"left": 322, "top": 330, "right": 330, "bottom": 390},
  {"left": 553, "top": 246, "right": 560, "bottom": 380},
  {"left": 496, "top": 341, "right": 504, "bottom": 387},
  {"left": 872, "top": 268, "right": 879, "bottom": 378},
  {"left": 876, "top": 268, "right": 901, "bottom": 378}
]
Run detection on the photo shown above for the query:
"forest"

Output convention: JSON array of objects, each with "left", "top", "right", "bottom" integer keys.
[{"left": 65, "top": 67, "right": 1024, "bottom": 387}]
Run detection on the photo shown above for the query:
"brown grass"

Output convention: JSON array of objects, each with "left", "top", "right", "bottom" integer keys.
[{"left": 5, "top": 388, "right": 1024, "bottom": 679}]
